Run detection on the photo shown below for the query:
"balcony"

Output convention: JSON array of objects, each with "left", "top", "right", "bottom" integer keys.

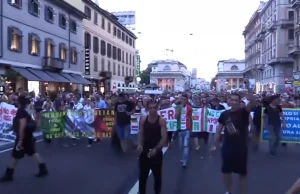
[
  {"left": 267, "top": 20, "right": 277, "bottom": 31},
  {"left": 42, "top": 57, "right": 64, "bottom": 70},
  {"left": 256, "top": 33, "right": 265, "bottom": 42},
  {"left": 292, "top": 0, "right": 300, "bottom": 8},
  {"left": 268, "top": 57, "right": 294, "bottom": 66},
  {"left": 288, "top": 46, "right": 300, "bottom": 55},
  {"left": 278, "top": 19, "right": 294, "bottom": 28},
  {"left": 255, "top": 64, "right": 264, "bottom": 71}
]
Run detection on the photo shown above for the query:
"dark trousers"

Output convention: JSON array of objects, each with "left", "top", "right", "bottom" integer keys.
[
  {"left": 139, "top": 150, "right": 163, "bottom": 194},
  {"left": 167, "top": 132, "right": 173, "bottom": 143}
]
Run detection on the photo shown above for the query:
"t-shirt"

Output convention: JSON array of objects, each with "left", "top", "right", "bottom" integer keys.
[
  {"left": 264, "top": 105, "right": 282, "bottom": 127},
  {"left": 218, "top": 108, "right": 249, "bottom": 149},
  {"left": 114, "top": 100, "right": 134, "bottom": 126},
  {"left": 13, "top": 108, "right": 32, "bottom": 138}
]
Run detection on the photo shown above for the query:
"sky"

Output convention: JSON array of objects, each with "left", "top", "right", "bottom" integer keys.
[{"left": 95, "top": 0, "right": 263, "bottom": 81}]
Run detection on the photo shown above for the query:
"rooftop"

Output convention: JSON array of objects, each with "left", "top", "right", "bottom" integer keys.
[
  {"left": 46, "top": 0, "right": 86, "bottom": 19},
  {"left": 148, "top": 60, "right": 187, "bottom": 69}
]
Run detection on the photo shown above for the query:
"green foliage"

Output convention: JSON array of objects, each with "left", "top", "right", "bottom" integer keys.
[{"left": 140, "top": 66, "right": 151, "bottom": 85}]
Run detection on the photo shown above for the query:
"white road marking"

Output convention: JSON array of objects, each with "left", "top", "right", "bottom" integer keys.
[
  {"left": 128, "top": 146, "right": 169, "bottom": 194},
  {"left": 0, "top": 139, "right": 43, "bottom": 154}
]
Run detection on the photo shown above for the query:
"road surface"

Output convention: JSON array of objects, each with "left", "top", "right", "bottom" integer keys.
[{"left": 0, "top": 139, "right": 299, "bottom": 194}]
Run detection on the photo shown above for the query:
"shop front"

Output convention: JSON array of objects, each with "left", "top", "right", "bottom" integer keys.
[{"left": 99, "top": 71, "right": 112, "bottom": 94}]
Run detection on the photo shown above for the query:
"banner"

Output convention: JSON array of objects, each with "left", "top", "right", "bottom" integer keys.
[
  {"left": 0, "top": 102, "right": 17, "bottom": 142},
  {"left": 261, "top": 108, "right": 300, "bottom": 143}
]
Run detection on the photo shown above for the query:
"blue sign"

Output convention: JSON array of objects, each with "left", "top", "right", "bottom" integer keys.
[{"left": 261, "top": 108, "right": 300, "bottom": 143}]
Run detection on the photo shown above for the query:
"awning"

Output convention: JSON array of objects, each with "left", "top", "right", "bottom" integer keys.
[
  {"left": 27, "top": 68, "right": 57, "bottom": 82},
  {"left": 60, "top": 73, "right": 82, "bottom": 84},
  {"left": 46, "top": 71, "right": 70, "bottom": 83},
  {"left": 70, "top": 74, "right": 93, "bottom": 85},
  {"left": 10, "top": 67, "right": 42, "bottom": 81}
]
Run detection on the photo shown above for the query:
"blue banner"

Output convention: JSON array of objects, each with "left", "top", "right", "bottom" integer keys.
[{"left": 261, "top": 108, "right": 300, "bottom": 143}]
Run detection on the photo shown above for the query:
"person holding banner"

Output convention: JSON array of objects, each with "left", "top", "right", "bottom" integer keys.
[
  {"left": 175, "top": 93, "right": 193, "bottom": 168},
  {"left": 137, "top": 99, "right": 167, "bottom": 194},
  {"left": 211, "top": 92, "right": 256, "bottom": 194},
  {"left": 0, "top": 95, "right": 48, "bottom": 182}
]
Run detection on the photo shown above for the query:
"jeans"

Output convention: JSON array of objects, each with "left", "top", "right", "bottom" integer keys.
[
  {"left": 268, "top": 125, "right": 281, "bottom": 155},
  {"left": 178, "top": 130, "right": 190, "bottom": 164}
]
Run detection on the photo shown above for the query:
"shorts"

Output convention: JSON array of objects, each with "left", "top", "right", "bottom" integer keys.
[
  {"left": 221, "top": 146, "right": 248, "bottom": 176},
  {"left": 115, "top": 124, "right": 131, "bottom": 140},
  {"left": 12, "top": 137, "right": 36, "bottom": 159},
  {"left": 190, "top": 132, "right": 202, "bottom": 138}
]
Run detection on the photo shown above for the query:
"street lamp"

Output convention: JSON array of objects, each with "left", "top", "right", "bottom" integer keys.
[{"left": 136, "top": 77, "right": 141, "bottom": 82}]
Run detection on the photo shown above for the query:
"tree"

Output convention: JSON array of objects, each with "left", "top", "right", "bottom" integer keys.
[{"left": 140, "top": 66, "right": 151, "bottom": 85}]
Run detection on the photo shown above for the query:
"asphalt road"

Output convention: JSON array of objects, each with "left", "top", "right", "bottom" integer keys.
[{"left": 0, "top": 139, "right": 299, "bottom": 194}]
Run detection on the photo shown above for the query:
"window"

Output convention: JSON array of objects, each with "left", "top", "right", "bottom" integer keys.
[
  {"left": 122, "top": 65, "right": 124, "bottom": 76},
  {"left": 107, "top": 43, "right": 112, "bottom": 58},
  {"left": 28, "top": 0, "right": 40, "bottom": 16},
  {"left": 59, "top": 13, "right": 67, "bottom": 29},
  {"left": 117, "top": 29, "right": 121, "bottom": 39},
  {"left": 288, "top": 29, "right": 294, "bottom": 40},
  {"left": 28, "top": 33, "right": 40, "bottom": 55},
  {"left": 126, "top": 67, "right": 128, "bottom": 76},
  {"left": 129, "top": 38, "right": 132, "bottom": 46},
  {"left": 126, "top": 52, "right": 128, "bottom": 64},
  {"left": 45, "top": 6, "right": 54, "bottom": 23},
  {"left": 70, "top": 20, "right": 77, "bottom": 33},
  {"left": 117, "top": 48, "right": 121, "bottom": 61},
  {"left": 129, "top": 68, "right": 131, "bottom": 76},
  {"left": 231, "top": 65, "right": 239, "bottom": 71},
  {"left": 101, "top": 58, "right": 105, "bottom": 71},
  {"left": 59, "top": 43, "right": 67, "bottom": 61},
  {"left": 93, "top": 37, "right": 99, "bottom": 53},
  {"left": 129, "top": 54, "right": 132, "bottom": 65},
  {"left": 8, "top": 0, "right": 22, "bottom": 9},
  {"left": 84, "top": 32, "right": 91, "bottom": 48},
  {"left": 107, "top": 60, "right": 111, "bottom": 72},
  {"left": 108, "top": 22, "right": 111, "bottom": 33},
  {"left": 94, "top": 11, "right": 98, "bottom": 24},
  {"left": 101, "top": 40, "right": 106, "bottom": 56},
  {"left": 113, "top": 26, "right": 116, "bottom": 36},
  {"left": 133, "top": 40, "right": 135, "bottom": 48},
  {"left": 132, "top": 55, "right": 135, "bottom": 66},
  {"left": 113, "top": 62, "right": 116, "bottom": 75},
  {"left": 70, "top": 47, "right": 77, "bottom": 64},
  {"left": 122, "top": 32, "right": 125, "bottom": 41},
  {"left": 45, "top": 39, "right": 55, "bottom": 57},
  {"left": 101, "top": 17, "right": 105, "bottom": 29},
  {"left": 84, "top": 6, "right": 91, "bottom": 20},
  {"left": 94, "top": 56, "right": 98, "bottom": 71},
  {"left": 8, "top": 27, "right": 22, "bottom": 52},
  {"left": 112, "top": 46, "right": 117, "bottom": 60},
  {"left": 288, "top": 11, "right": 294, "bottom": 21},
  {"left": 125, "top": 35, "right": 128, "bottom": 43},
  {"left": 117, "top": 64, "right": 120, "bottom": 76},
  {"left": 132, "top": 69, "right": 135, "bottom": 77},
  {"left": 122, "top": 51, "right": 124, "bottom": 63}
]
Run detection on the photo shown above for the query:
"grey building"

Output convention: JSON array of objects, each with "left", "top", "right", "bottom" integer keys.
[
  {"left": 0, "top": 0, "right": 91, "bottom": 94},
  {"left": 244, "top": 0, "right": 294, "bottom": 93}
]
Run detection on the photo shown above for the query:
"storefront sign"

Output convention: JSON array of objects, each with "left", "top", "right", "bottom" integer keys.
[
  {"left": 136, "top": 55, "right": 140, "bottom": 77},
  {"left": 84, "top": 47, "right": 90, "bottom": 76}
]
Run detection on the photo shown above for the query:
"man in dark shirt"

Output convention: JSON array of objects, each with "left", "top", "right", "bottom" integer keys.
[
  {"left": 114, "top": 93, "right": 135, "bottom": 152},
  {"left": 211, "top": 93, "right": 256, "bottom": 194},
  {"left": 263, "top": 95, "right": 286, "bottom": 157}
]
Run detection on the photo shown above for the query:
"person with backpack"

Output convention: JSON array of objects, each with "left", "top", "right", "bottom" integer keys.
[{"left": 0, "top": 95, "right": 48, "bottom": 182}]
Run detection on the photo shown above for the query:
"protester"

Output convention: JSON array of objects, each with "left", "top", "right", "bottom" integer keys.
[
  {"left": 211, "top": 92, "right": 256, "bottom": 194},
  {"left": 137, "top": 99, "right": 167, "bottom": 194},
  {"left": 175, "top": 93, "right": 193, "bottom": 168},
  {"left": 0, "top": 95, "right": 48, "bottom": 182}
]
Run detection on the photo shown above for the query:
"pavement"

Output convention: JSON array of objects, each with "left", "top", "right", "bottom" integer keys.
[{"left": 0, "top": 139, "right": 299, "bottom": 194}]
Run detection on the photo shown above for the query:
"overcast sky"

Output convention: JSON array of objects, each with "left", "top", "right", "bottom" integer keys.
[{"left": 95, "top": 0, "right": 263, "bottom": 81}]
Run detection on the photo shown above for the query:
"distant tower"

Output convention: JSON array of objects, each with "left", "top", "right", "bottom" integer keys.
[{"left": 95, "top": 0, "right": 99, "bottom": 6}]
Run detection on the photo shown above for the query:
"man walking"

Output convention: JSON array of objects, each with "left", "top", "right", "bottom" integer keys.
[
  {"left": 175, "top": 93, "right": 193, "bottom": 168},
  {"left": 137, "top": 99, "right": 167, "bottom": 194},
  {"left": 211, "top": 92, "right": 256, "bottom": 194}
]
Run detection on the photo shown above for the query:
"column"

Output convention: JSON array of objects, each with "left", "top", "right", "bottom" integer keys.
[
  {"left": 230, "top": 79, "right": 233, "bottom": 90},
  {"left": 237, "top": 79, "right": 240, "bottom": 89}
]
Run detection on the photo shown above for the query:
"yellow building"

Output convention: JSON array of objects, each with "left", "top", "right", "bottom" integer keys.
[{"left": 64, "top": 0, "right": 137, "bottom": 93}]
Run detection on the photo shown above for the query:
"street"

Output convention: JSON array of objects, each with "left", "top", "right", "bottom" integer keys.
[{"left": 0, "top": 139, "right": 299, "bottom": 194}]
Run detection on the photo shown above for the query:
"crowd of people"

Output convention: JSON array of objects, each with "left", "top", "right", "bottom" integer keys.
[{"left": 0, "top": 89, "right": 299, "bottom": 194}]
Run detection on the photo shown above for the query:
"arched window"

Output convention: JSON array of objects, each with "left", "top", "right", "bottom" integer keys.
[
  {"left": 163, "top": 65, "right": 171, "bottom": 71},
  {"left": 231, "top": 65, "right": 239, "bottom": 70},
  {"left": 117, "top": 83, "right": 120, "bottom": 87}
]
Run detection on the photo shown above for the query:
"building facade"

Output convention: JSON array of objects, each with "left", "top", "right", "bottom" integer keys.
[
  {"left": 291, "top": 0, "right": 300, "bottom": 91},
  {"left": 216, "top": 59, "right": 245, "bottom": 92},
  {"left": 0, "top": 0, "right": 90, "bottom": 94},
  {"left": 64, "top": 0, "right": 138, "bottom": 93},
  {"left": 243, "top": 0, "right": 294, "bottom": 93},
  {"left": 149, "top": 60, "right": 190, "bottom": 92},
  {"left": 190, "top": 68, "right": 197, "bottom": 88}
]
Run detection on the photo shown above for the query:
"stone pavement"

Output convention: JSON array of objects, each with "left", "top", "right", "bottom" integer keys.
[{"left": 0, "top": 139, "right": 299, "bottom": 194}]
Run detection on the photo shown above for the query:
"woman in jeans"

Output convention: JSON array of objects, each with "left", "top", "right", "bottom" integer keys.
[{"left": 0, "top": 95, "right": 48, "bottom": 182}]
